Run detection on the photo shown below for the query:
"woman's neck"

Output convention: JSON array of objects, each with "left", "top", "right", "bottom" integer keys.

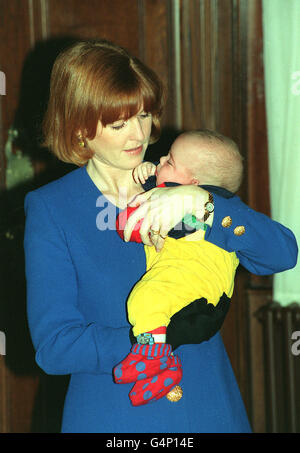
[{"left": 86, "top": 157, "right": 143, "bottom": 209}]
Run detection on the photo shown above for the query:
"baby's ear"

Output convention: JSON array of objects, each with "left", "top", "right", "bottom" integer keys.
[{"left": 191, "top": 178, "right": 200, "bottom": 186}]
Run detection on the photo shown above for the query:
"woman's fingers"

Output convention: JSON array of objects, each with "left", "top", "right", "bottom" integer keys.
[
  {"left": 124, "top": 187, "right": 181, "bottom": 244},
  {"left": 125, "top": 188, "right": 168, "bottom": 244},
  {"left": 143, "top": 217, "right": 164, "bottom": 252},
  {"left": 128, "top": 187, "right": 158, "bottom": 207},
  {"left": 149, "top": 223, "right": 169, "bottom": 252},
  {"left": 124, "top": 185, "right": 210, "bottom": 249}
]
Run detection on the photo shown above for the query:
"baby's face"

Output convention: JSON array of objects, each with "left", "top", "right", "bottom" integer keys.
[{"left": 156, "top": 138, "right": 195, "bottom": 186}]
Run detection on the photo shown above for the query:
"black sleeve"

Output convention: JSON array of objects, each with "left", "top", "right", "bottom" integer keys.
[{"left": 129, "top": 293, "right": 230, "bottom": 350}]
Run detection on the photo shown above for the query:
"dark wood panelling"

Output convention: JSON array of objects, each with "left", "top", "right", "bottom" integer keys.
[
  {"left": 216, "top": 1, "right": 233, "bottom": 133},
  {"left": 244, "top": 0, "right": 273, "bottom": 433},
  {"left": 0, "top": 0, "right": 31, "bottom": 187},
  {"left": 0, "top": 0, "right": 42, "bottom": 433},
  {"left": 247, "top": 287, "right": 271, "bottom": 433},
  {"left": 47, "top": 0, "right": 140, "bottom": 55},
  {"left": 0, "top": 356, "right": 9, "bottom": 432},
  {"left": 142, "top": 0, "right": 172, "bottom": 124},
  {"left": 246, "top": 0, "right": 270, "bottom": 217},
  {"left": 180, "top": 0, "right": 203, "bottom": 130},
  {"left": 141, "top": 0, "right": 181, "bottom": 162}
]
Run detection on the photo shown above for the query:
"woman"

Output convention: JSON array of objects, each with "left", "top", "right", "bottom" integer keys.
[{"left": 24, "top": 39, "right": 297, "bottom": 433}]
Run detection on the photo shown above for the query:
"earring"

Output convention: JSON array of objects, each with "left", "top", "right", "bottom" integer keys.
[{"left": 78, "top": 134, "right": 85, "bottom": 148}]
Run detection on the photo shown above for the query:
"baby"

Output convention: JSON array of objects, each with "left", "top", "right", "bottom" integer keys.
[
  {"left": 134, "top": 130, "right": 242, "bottom": 191},
  {"left": 114, "top": 130, "right": 243, "bottom": 406}
]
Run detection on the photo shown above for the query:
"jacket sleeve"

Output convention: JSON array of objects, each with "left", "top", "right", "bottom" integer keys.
[
  {"left": 24, "top": 190, "right": 131, "bottom": 376},
  {"left": 205, "top": 193, "right": 298, "bottom": 275}
]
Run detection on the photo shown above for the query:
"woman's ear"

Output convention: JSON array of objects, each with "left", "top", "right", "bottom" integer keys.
[
  {"left": 191, "top": 178, "right": 200, "bottom": 186},
  {"left": 76, "top": 128, "right": 91, "bottom": 148},
  {"left": 77, "top": 131, "right": 86, "bottom": 148}
]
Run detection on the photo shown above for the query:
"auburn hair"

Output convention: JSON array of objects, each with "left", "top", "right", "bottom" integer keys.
[{"left": 42, "top": 39, "right": 165, "bottom": 166}]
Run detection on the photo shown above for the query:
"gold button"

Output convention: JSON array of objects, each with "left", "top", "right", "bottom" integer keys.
[
  {"left": 221, "top": 216, "right": 232, "bottom": 228},
  {"left": 234, "top": 226, "right": 245, "bottom": 236},
  {"left": 166, "top": 385, "right": 183, "bottom": 402}
]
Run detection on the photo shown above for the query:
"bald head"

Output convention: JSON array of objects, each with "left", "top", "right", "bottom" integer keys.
[{"left": 175, "top": 130, "right": 244, "bottom": 193}]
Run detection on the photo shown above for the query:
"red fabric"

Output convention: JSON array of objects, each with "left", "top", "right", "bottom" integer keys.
[
  {"left": 148, "top": 326, "right": 166, "bottom": 335},
  {"left": 116, "top": 183, "right": 167, "bottom": 243},
  {"left": 116, "top": 206, "right": 142, "bottom": 242}
]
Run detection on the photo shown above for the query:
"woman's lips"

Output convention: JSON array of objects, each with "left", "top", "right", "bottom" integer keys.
[{"left": 124, "top": 145, "right": 143, "bottom": 155}]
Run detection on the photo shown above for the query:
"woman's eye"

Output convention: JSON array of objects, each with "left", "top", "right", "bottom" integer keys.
[
  {"left": 111, "top": 121, "right": 127, "bottom": 130},
  {"left": 139, "top": 112, "right": 151, "bottom": 119},
  {"left": 110, "top": 113, "right": 150, "bottom": 130}
]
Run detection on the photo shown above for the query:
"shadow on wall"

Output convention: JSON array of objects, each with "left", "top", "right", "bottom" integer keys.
[{"left": 0, "top": 35, "right": 179, "bottom": 432}]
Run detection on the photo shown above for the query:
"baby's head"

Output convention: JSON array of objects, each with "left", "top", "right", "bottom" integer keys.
[{"left": 156, "top": 129, "right": 243, "bottom": 192}]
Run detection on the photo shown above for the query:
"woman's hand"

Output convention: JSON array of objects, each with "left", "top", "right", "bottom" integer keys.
[{"left": 124, "top": 185, "right": 213, "bottom": 252}]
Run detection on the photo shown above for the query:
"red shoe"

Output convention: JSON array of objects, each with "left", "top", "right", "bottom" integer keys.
[{"left": 129, "top": 355, "right": 183, "bottom": 406}]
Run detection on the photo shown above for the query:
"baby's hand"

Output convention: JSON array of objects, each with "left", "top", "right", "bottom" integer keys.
[{"left": 133, "top": 161, "right": 156, "bottom": 184}]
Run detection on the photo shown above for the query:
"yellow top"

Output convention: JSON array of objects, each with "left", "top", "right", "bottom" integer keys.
[{"left": 128, "top": 236, "right": 239, "bottom": 336}]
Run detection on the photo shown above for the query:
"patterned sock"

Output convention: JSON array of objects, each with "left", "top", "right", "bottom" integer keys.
[
  {"left": 129, "top": 355, "right": 183, "bottom": 406},
  {"left": 113, "top": 343, "right": 173, "bottom": 384},
  {"left": 147, "top": 326, "right": 166, "bottom": 344}
]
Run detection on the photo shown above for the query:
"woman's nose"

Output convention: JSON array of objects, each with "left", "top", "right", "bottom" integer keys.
[{"left": 130, "top": 117, "right": 145, "bottom": 141}]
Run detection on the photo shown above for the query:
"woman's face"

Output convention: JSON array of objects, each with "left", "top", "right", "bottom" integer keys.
[{"left": 86, "top": 109, "right": 152, "bottom": 171}]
